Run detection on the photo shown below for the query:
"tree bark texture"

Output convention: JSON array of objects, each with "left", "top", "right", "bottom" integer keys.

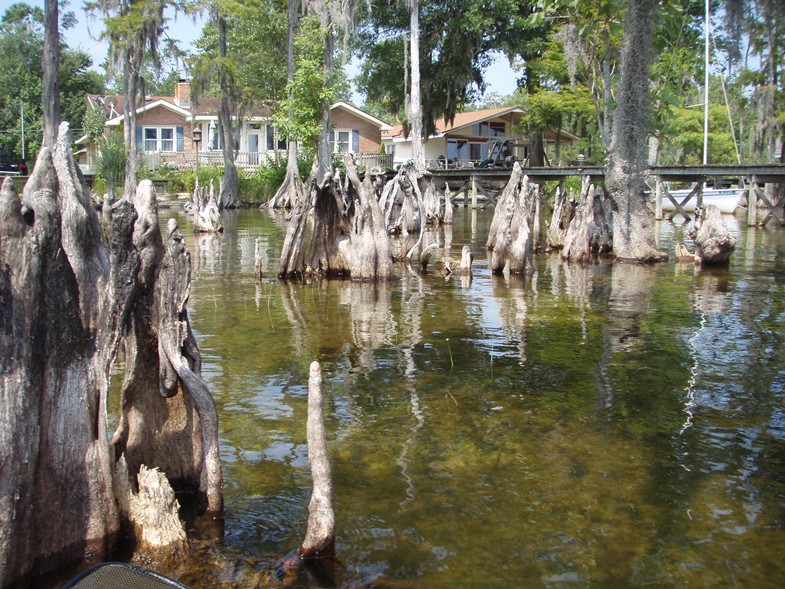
[
  {"left": 0, "top": 124, "right": 222, "bottom": 586},
  {"left": 42, "top": 0, "right": 59, "bottom": 148},
  {"left": 561, "top": 177, "right": 613, "bottom": 262},
  {"left": 545, "top": 183, "right": 573, "bottom": 252},
  {"left": 486, "top": 162, "right": 537, "bottom": 275},
  {"left": 605, "top": 0, "right": 667, "bottom": 263},
  {"left": 300, "top": 361, "right": 335, "bottom": 560},
  {"left": 1, "top": 125, "right": 120, "bottom": 586},
  {"left": 192, "top": 181, "right": 224, "bottom": 233},
  {"left": 217, "top": 14, "right": 241, "bottom": 210},
  {"left": 688, "top": 205, "right": 737, "bottom": 266},
  {"left": 267, "top": 142, "right": 306, "bottom": 210},
  {"left": 281, "top": 156, "right": 395, "bottom": 280},
  {"left": 407, "top": 1, "right": 425, "bottom": 172}
]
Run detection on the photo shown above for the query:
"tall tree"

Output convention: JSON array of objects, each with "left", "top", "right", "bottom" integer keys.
[
  {"left": 605, "top": 0, "right": 666, "bottom": 262},
  {"left": 357, "top": 0, "right": 545, "bottom": 138},
  {"left": 41, "top": 0, "right": 59, "bottom": 147},
  {"left": 0, "top": 3, "right": 103, "bottom": 164},
  {"left": 87, "top": 0, "right": 168, "bottom": 198},
  {"left": 406, "top": 0, "right": 424, "bottom": 171},
  {"left": 216, "top": 8, "right": 241, "bottom": 208}
]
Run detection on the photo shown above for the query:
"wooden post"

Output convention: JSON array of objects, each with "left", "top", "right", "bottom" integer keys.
[
  {"left": 471, "top": 175, "right": 478, "bottom": 209},
  {"left": 746, "top": 177, "right": 757, "bottom": 227},
  {"left": 655, "top": 178, "right": 663, "bottom": 220}
]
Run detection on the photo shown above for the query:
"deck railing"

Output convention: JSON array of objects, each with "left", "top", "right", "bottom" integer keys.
[{"left": 135, "top": 150, "right": 394, "bottom": 173}]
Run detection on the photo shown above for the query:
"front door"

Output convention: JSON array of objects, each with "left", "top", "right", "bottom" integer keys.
[{"left": 247, "top": 123, "right": 263, "bottom": 165}]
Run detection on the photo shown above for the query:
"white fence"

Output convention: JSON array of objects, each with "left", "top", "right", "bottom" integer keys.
[{"left": 138, "top": 150, "right": 394, "bottom": 172}]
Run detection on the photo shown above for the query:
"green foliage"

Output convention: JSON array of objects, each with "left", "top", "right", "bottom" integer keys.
[
  {"left": 357, "top": 0, "right": 546, "bottom": 131},
  {"left": 190, "top": 0, "right": 288, "bottom": 103},
  {"left": 83, "top": 104, "right": 108, "bottom": 141},
  {"left": 244, "top": 156, "right": 312, "bottom": 203},
  {"left": 95, "top": 130, "right": 126, "bottom": 186},
  {"left": 0, "top": 2, "right": 104, "bottom": 161},
  {"left": 273, "top": 15, "right": 335, "bottom": 157}
]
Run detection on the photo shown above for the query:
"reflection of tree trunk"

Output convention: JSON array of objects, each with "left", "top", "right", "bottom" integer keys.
[{"left": 595, "top": 264, "right": 656, "bottom": 410}]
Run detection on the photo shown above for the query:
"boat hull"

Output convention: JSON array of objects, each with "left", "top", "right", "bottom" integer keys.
[{"left": 659, "top": 188, "right": 743, "bottom": 214}]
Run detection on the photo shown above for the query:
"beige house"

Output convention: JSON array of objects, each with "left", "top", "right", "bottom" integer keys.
[
  {"left": 78, "top": 81, "right": 392, "bottom": 173},
  {"left": 381, "top": 106, "right": 579, "bottom": 168}
]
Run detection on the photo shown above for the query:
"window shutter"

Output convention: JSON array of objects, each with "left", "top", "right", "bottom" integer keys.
[
  {"left": 352, "top": 129, "right": 360, "bottom": 153},
  {"left": 136, "top": 126, "right": 143, "bottom": 151},
  {"left": 176, "top": 126, "right": 184, "bottom": 152}
]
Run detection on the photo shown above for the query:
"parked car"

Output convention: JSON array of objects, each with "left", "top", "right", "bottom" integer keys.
[{"left": 0, "top": 160, "right": 27, "bottom": 175}]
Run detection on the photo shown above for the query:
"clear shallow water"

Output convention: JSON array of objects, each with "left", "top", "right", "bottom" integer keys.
[{"left": 148, "top": 208, "right": 785, "bottom": 588}]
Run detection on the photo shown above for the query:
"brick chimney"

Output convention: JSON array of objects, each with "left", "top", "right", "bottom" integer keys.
[{"left": 174, "top": 79, "right": 191, "bottom": 106}]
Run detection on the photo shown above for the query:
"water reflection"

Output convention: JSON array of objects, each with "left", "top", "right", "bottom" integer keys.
[{"left": 145, "top": 208, "right": 785, "bottom": 588}]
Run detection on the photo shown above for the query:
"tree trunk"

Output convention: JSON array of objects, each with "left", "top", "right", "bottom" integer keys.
[
  {"left": 407, "top": 0, "right": 425, "bottom": 172},
  {"left": 123, "top": 49, "right": 142, "bottom": 199},
  {"left": 315, "top": 21, "right": 334, "bottom": 185},
  {"left": 605, "top": 0, "right": 667, "bottom": 263},
  {"left": 42, "top": 0, "right": 59, "bottom": 148},
  {"left": 281, "top": 157, "right": 395, "bottom": 280},
  {"left": 545, "top": 183, "right": 571, "bottom": 252},
  {"left": 0, "top": 124, "right": 223, "bottom": 586},
  {"left": 562, "top": 177, "right": 613, "bottom": 262},
  {"left": 486, "top": 162, "right": 537, "bottom": 275},
  {"left": 300, "top": 361, "right": 335, "bottom": 560},
  {"left": 1, "top": 126, "right": 120, "bottom": 586},
  {"left": 192, "top": 181, "right": 224, "bottom": 233},
  {"left": 217, "top": 15, "right": 241, "bottom": 210}
]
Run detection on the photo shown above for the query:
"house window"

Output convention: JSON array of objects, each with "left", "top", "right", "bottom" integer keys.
[
  {"left": 266, "top": 125, "right": 286, "bottom": 150},
  {"left": 144, "top": 127, "right": 175, "bottom": 152},
  {"left": 490, "top": 122, "right": 506, "bottom": 137},
  {"left": 332, "top": 129, "right": 351, "bottom": 153},
  {"left": 447, "top": 139, "right": 468, "bottom": 161},
  {"left": 470, "top": 142, "right": 484, "bottom": 161}
]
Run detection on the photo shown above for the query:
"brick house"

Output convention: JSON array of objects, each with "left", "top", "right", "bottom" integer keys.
[{"left": 77, "top": 80, "right": 392, "bottom": 173}]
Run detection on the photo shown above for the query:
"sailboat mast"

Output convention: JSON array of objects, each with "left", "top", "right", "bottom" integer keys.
[{"left": 703, "top": 0, "right": 710, "bottom": 165}]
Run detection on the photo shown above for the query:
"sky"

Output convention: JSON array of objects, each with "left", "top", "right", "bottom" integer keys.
[{"left": 15, "top": 0, "right": 518, "bottom": 105}]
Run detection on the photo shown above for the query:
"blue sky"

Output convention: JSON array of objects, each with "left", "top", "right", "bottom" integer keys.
[{"left": 17, "top": 1, "right": 518, "bottom": 104}]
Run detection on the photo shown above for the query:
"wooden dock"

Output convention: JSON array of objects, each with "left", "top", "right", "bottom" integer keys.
[{"left": 428, "top": 164, "right": 785, "bottom": 226}]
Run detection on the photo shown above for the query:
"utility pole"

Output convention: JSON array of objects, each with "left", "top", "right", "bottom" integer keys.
[{"left": 20, "top": 102, "right": 25, "bottom": 160}]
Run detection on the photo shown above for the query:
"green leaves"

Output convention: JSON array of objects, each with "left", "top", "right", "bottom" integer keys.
[{"left": 273, "top": 15, "right": 334, "bottom": 155}]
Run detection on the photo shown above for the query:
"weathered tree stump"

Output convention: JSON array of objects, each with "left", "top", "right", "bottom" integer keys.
[
  {"left": 675, "top": 242, "right": 696, "bottom": 263},
  {"left": 280, "top": 155, "right": 395, "bottom": 280},
  {"left": 0, "top": 126, "right": 121, "bottom": 586},
  {"left": 118, "top": 463, "right": 188, "bottom": 561},
  {"left": 444, "top": 245, "right": 474, "bottom": 277},
  {"left": 561, "top": 177, "right": 613, "bottom": 262},
  {"left": 545, "top": 183, "right": 573, "bottom": 252},
  {"left": 192, "top": 180, "right": 224, "bottom": 233},
  {"left": 486, "top": 162, "right": 537, "bottom": 275},
  {"left": 0, "top": 123, "right": 223, "bottom": 587},
  {"left": 300, "top": 361, "right": 335, "bottom": 561},
  {"left": 688, "top": 204, "right": 737, "bottom": 266}
]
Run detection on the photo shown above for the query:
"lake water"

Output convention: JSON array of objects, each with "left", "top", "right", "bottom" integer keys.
[{"left": 150, "top": 207, "right": 785, "bottom": 588}]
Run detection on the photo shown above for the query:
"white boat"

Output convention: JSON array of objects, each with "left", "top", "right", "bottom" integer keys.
[{"left": 659, "top": 187, "right": 744, "bottom": 214}]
